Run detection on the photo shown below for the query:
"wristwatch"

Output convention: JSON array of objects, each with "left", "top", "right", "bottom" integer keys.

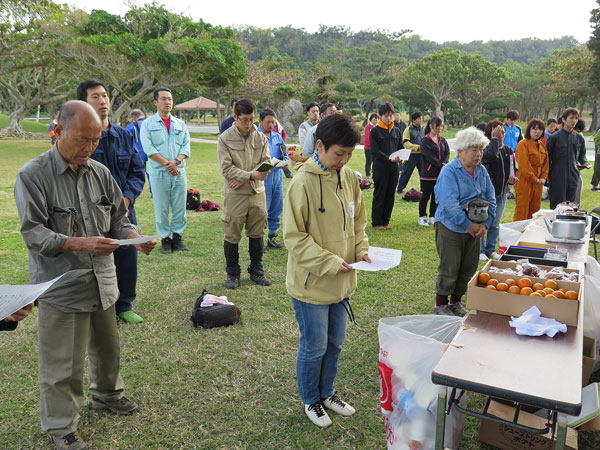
[{"left": 174, "top": 159, "right": 182, "bottom": 166}]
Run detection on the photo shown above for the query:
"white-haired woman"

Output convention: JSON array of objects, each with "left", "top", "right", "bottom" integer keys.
[{"left": 432, "top": 127, "right": 496, "bottom": 315}]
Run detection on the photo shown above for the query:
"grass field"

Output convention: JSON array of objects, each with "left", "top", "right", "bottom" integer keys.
[
  {"left": 0, "top": 114, "right": 51, "bottom": 134},
  {"left": 0, "top": 138, "right": 599, "bottom": 449}
]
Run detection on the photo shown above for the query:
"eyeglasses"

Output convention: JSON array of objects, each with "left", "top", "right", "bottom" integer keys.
[{"left": 237, "top": 117, "right": 255, "bottom": 124}]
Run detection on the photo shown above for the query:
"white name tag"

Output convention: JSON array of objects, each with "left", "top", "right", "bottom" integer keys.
[{"left": 349, "top": 201, "right": 355, "bottom": 219}]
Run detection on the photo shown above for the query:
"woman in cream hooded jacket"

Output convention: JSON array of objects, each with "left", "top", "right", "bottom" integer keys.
[{"left": 282, "top": 114, "right": 369, "bottom": 428}]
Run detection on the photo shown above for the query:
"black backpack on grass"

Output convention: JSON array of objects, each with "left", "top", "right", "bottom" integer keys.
[
  {"left": 186, "top": 189, "right": 201, "bottom": 210},
  {"left": 403, "top": 188, "right": 422, "bottom": 202},
  {"left": 191, "top": 289, "right": 242, "bottom": 329}
]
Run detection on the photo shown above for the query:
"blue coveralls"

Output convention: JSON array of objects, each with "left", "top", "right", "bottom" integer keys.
[
  {"left": 90, "top": 123, "right": 146, "bottom": 313},
  {"left": 140, "top": 113, "right": 191, "bottom": 237},
  {"left": 258, "top": 126, "right": 287, "bottom": 237}
]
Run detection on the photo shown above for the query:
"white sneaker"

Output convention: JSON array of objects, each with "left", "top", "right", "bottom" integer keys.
[
  {"left": 304, "top": 401, "right": 332, "bottom": 427},
  {"left": 428, "top": 217, "right": 435, "bottom": 225},
  {"left": 323, "top": 393, "right": 356, "bottom": 417},
  {"left": 479, "top": 253, "right": 489, "bottom": 261},
  {"left": 418, "top": 216, "right": 429, "bottom": 226},
  {"left": 489, "top": 252, "right": 502, "bottom": 260}
]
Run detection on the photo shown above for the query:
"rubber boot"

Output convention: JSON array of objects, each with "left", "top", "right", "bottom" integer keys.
[
  {"left": 224, "top": 241, "right": 241, "bottom": 289},
  {"left": 248, "top": 237, "right": 271, "bottom": 286}
]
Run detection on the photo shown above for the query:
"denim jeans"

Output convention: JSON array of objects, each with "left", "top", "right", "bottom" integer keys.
[
  {"left": 480, "top": 193, "right": 507, "bottom": 256},
  {"left": 264, "top": 169, "right": 284, "bottom": 236},
  {"left": 292, "top": 297, "right": 348, "bottom": 404},
  {"left": 397, "top": 153, "right": 421, "bottom": 193}
]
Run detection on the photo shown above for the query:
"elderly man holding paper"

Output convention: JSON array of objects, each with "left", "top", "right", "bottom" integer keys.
[{"left": 14, "top": 101, "right": 156, "bottom": 450}]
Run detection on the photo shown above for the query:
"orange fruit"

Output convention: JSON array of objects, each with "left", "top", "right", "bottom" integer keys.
[
  {"left": 544, "top": 280, "right": 558, "bottom": 290},
  {"left": 496, "top": 282, "right": 509, "bottom": 292},
  {"left": 545, "top": 294, "right": 557, "bottom": 299},
  {"left": 518, "top": 278, "right": 533, "bottom": 289},
  {"left": 530, "top": 292, "right": 543, "bottom": 297},
  {"left": 505, "top": 278, "right": 516, "bottom": 287},
  {"left": 508, "top": 285, "right": 521, "bottom": 295},
  {"left": 478, "top": 272, "right": 491, "bottom": 285},
  {"left": 565, "top": 291, "right": 578, "bottom": 300},
  {"left": 486, "top": 285, "right": 497, "bottom": 290},
  {"left": 487, "top": 279, "right": 499, "bottom": 287},
  {"left": 543, "top": 287, "right": 555, "bottom": 295},
  {"left": 520, "top": 287, "right": 533, "bottom": 296},
  {"left": 533, "top": 283, "right": 544, "bottom": 291},
  {"left": 535, "top": 290, "right": 547, "bottom": 297},
  {"left": 553, "top": 290, "right": 565, "bottom": 299},
  {"left": 559, "top": 288, "right": 567, "bottom": 294}
]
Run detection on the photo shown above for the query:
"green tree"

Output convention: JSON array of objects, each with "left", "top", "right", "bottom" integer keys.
[
  {"left": 0, "top": 0, "right": 74, "bottom": 136},
  {"left": 398, "top": 48, "right": 464, "bottom": 119},
  {"left": 64, "top": 4, "right": 247, "bottom": 124},
  {"left": 589, "top": 0, "right": 600, "bottom": 130},
  {"left": 455, "top": 54, "right": 511, "bottom": 126}
]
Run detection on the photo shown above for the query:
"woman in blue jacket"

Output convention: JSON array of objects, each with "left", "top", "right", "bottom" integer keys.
[{"left": 433, "top": 127, "right": 496, "bottom": 316}]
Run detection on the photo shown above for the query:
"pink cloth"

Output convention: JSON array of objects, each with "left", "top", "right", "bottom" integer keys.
[
  {"left": 200, "top": 294, "right": 234, "bottom": 307},
  {"left": 194, "top": 200, "right": 220, "bottom": 212}
]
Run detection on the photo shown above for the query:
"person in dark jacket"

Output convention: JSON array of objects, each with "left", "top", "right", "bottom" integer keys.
[
  {"left": 547, "top": 108, "right": 581, "bottom": 209},
  {"left": 419, "top": 117, "right": 450, "bottom": 226},
  {"left": 480, "top": 119, "right": 517, "bottom": 260},
  {"left": 1, "top": 304, "right": 33, "bottom": 331},
  {"left": 397, "top": 111, "right": 424, "bottom": 193},
  {"left": 369, "top": 103, "right": 403, "bottom": 230}
]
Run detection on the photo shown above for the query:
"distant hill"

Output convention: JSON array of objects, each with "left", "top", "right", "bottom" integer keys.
[{"left": 236, "top": 26, "right": 579, "bottom": 67}]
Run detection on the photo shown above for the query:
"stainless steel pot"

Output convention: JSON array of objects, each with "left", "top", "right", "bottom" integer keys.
[{"left": 545, "top": 217, "right": 586, "bottom": 240}]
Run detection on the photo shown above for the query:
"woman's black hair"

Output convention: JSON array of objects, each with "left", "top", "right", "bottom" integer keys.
[
  {"left": 424, "top": 117, "right": 443, "bottom": 134},
  {"left": 574, "top": 118, "right": 586, "bottom": 132},
  {"left": 484, "top": 119, "right": 504, "bottom": 139},
  {"left": 315, "top": 114, "right": 360, "bottom": 151},
  {"left": 369, "top": 113, "right": 379, "bottom": 122},
  {"left": 525, "top": 118, "right": 546, "bottom": 140},
  {"left": 234, "top": 98, "right": 255, "bottom": 116},
  {"left": 259, "top": 109, "right": 276, "bottom": 121}
]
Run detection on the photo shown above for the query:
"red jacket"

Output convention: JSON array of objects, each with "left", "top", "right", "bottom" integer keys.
[{"left": 364, "top": 123, "right": 375, "bottom": 150}]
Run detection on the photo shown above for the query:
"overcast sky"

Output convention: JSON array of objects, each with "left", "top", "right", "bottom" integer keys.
[{"left": 60, "top": 0, "right": 597, "bottom": 44}]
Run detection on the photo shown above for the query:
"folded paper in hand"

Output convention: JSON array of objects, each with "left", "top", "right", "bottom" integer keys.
[
  {"left": 508, "top": 305, "right": 567, "bottom": 337},
  {"left": 389, "top": 149, "right": 411, "bottom": 161}
]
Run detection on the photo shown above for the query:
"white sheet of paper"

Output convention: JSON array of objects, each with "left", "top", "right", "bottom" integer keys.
[
  {"left": 270, "top": 159, "right": 289, "bottom": 168},
  {"left": 114, "top": 234, "right": 161, "bottom": 246},
  {"left": 350, "top": 246, "right": 402, "bottom": 271},
  {"left": 0, "top": 274, "right": 65, "bottom": 321},
  {"left": 389, "top": 149, "right": 412, "bottom": 161}
]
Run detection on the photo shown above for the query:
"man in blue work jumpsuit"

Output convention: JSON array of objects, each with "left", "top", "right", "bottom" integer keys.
[
  {"left": 78, "top": 79, "right": 146, "bottom": 324},
  {"left": 258, "top": 109, "right": 288, "bottom": 249},
  {"left": 141, "top": 87, "right": 191, "bottom": 254}
]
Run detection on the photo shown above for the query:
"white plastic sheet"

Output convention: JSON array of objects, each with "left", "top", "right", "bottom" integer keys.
[
  {"left": 499, "top": 219, "right": 531, "bottom": 254},
  {"left": 378, "top": 315, "right": 465, "bottom": 449}
]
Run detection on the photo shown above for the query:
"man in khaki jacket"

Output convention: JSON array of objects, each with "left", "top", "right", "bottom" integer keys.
[{"left": 217, "top": 98, "right": 273, "bottom": 289}]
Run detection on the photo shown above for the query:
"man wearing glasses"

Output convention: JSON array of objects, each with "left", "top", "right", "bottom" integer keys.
[
  {"left": 141, "top": 87, "right": 191, "bottom": 254},
  {"left": 217, "top": 99, "right": 273, "bottom": 289}
]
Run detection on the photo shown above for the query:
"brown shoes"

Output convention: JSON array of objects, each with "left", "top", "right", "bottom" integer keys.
[
  {"left": 52, "top": 432, "right": 88, "bottom": 450},
  {"left": 88, "top": 395, "right": 139, "bottom": 415}
]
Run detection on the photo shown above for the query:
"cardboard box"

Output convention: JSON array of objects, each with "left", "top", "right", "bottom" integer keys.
[
  {"left": 583, "top": 336, "right": 596, "bottom": 387},
  {"left": 479, "top": 400, "right": 578, "bottom": 450},
  {"left": 516, "top": 241, "right": 558, "bottom": 250},
  {"left": 466, "top": 261, "right": 582, "bottom": 327}
]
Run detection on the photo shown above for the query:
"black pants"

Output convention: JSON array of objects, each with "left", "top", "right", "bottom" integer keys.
[
  {"left": 372, "top": 158, "right": 399, "bottom": 227},
  {"left": 364, "top": 149, "right": 373, "bottom": 178},
  {"left": 419, "top": 179, "right": 437, "bottom": 217},
  {"left": 397, "top": 153, "right": 421, "bottom": 193}
]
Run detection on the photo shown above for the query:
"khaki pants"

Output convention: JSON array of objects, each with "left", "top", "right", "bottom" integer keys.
[
  {"left": 220, "top": 192, "right": 267, "bottom": 244},
  {"left": 434, "top": 222, "right": 480, "bottom": 297},
  {"left": 38, "top": 301, "right": 124, "bottom": 437}
]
